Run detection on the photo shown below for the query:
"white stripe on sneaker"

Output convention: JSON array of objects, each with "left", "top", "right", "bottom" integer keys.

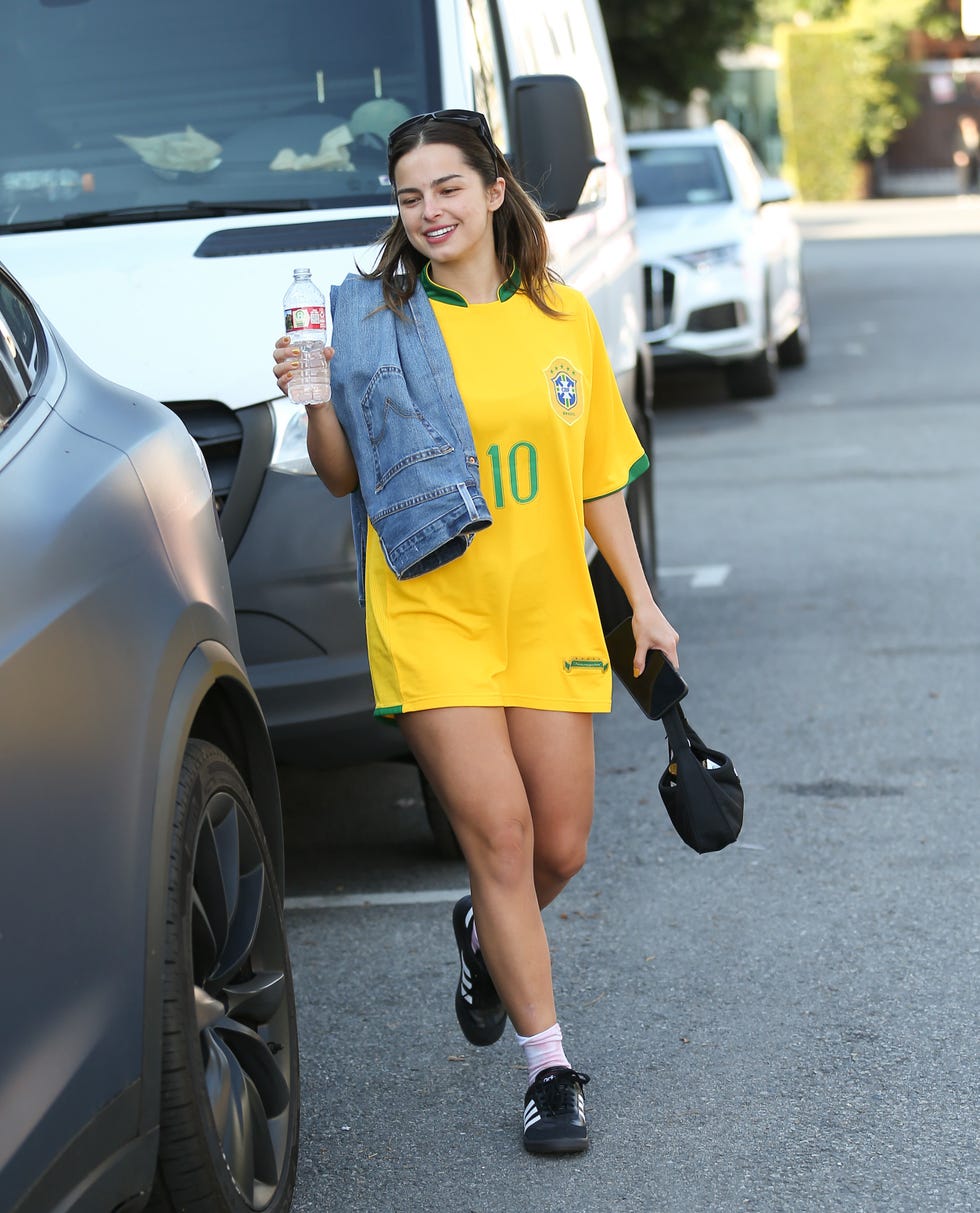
[{"left": 460, "top": 958, "right": 473, "bottom": 1003}]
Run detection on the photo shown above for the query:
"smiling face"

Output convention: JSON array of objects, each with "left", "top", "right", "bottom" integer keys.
[{"left": 393, "top": 142, "right": 505, "bottom": 278}]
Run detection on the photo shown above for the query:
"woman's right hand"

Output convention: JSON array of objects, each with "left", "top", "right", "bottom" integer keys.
[{"left": 272, "top": 335, "right": 334, "bottom": 398}]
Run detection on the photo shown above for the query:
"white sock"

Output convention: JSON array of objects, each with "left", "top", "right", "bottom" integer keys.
[{"left": 516, "top": 1022, "right": 570, "bottom": 1084}]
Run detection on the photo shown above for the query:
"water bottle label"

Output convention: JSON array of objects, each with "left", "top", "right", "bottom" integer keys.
[{"left": 285, "top": 305, "right": 326, "bottom": 334}]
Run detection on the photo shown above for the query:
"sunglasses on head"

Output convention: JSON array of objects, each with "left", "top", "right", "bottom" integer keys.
[{"left": 386, "top": 109, "right": 498, "bottom": 174}]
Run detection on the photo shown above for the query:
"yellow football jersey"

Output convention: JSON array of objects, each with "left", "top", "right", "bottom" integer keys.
[{"left": 364, "top": 274, "right": 648, "bottom": 716}]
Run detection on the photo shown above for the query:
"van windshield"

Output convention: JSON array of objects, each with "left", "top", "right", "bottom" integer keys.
[{"left": 2, "top": 0, "right": 441, "bottom": 230}]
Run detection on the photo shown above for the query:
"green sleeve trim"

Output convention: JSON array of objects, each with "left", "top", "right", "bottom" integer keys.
[{"left": 583, "top": 453, "right": 650, "bottom": 502}]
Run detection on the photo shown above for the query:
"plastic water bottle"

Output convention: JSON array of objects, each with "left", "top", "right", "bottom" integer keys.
[{"left": 283, "top": 268, "right": 331, "bottom": 405}]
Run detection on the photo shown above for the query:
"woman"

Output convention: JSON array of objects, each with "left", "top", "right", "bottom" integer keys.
[{"left": 273, "top": 109, "right": 679, "bottom": 1154}]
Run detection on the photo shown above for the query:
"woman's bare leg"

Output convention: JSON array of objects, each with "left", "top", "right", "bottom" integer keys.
[
  {"left": 399, "top": 706, "right": 596, "bottom": 1037},
  {"left": 505, "top": 707, "right": 595, "bottom": 909}
]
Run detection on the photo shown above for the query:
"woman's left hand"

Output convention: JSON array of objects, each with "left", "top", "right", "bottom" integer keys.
[{"left": 630, "top": 600, "right": 679, "bottom": 674}]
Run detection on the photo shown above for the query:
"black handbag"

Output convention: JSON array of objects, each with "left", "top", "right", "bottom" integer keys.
[{"left": 658, "top": 704, "right": 743, "bottom": 854}]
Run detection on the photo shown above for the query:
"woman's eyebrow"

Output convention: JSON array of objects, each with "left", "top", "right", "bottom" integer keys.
[{"left": 396, "top": 173, "right": 465, "bottom": 197}]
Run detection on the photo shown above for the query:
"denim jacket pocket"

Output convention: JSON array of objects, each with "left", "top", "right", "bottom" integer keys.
[{"left": 360, "top": 365, "right": 455, "bottom": 492}]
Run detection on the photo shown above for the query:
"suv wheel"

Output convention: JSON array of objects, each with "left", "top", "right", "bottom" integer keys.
[
  {"left": 726, "top": 338, "right": 779, "bottom": 398},
  {"left": 148, "top": 740, "right": 300, "bottom": 1213},
  {"left": 778, "top": 293, "right": 810, "bottom": 368},
  {"left": 727, "top": 288, "right": 779, "bottom": 399}
]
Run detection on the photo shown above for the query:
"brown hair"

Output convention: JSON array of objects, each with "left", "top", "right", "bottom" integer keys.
[{"left": 364, "top": 119, "right": 564, "bottom": 317}]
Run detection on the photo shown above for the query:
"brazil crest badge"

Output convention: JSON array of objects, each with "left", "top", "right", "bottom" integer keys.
[{"left": 543, "top": 358, "right": 584, "bottom": 425}]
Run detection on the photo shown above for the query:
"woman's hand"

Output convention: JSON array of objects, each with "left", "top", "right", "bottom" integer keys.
[
  {"left": 583, "top": 491, "right": 680, "bottom": 672},
  {"left": 272, "top": 335, "right": 334, "bottom": 398},
  {"left": 272, "top": 335, "right": 357, "bottom": 495},
  {"left": 629, "top": 600, "right": 679, "bottom": 676}
]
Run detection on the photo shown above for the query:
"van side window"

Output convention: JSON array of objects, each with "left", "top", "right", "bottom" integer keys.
[
  {"left": 465, "top": 0, "right": 508, "bottom": 147},
  {"left": 0, "top": 279, "right": 37, "bottom": 426}
]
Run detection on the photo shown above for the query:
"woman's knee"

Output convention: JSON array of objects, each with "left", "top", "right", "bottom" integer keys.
[
  {"left": 463, "top": 812, "right": 534, "bottom": 886},
  {"left": 535, "top": 831, "right": 588, "bottom": 887}
]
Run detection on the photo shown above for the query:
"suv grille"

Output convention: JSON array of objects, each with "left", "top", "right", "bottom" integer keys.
[
  {"left": 165, "top": 399, "right": 242, "bottom": 515},
  {"left": 644, "top": 265, "right": 675, "bottom": 332},
  {"left": 687, "top": 302, "right": 743, "bottom": 333}
]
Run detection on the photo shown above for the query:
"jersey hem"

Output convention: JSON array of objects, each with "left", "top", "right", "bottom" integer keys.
[{"left": 375, "top": 693, "right": 612, "bottom": 715}]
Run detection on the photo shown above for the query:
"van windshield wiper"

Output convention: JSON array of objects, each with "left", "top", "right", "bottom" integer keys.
[{"left": 3, "top": 199, "right": 318, "bottom": 232}]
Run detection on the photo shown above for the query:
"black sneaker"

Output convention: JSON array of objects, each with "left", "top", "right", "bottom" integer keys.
[
  {"left": 452, "top": 895, "right": 506, "bottom": 1046},
  {"left": 522, "top": 1067, "right": 590, "bottom": 1154}
]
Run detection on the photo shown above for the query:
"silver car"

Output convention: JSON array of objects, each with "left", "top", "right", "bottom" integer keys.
[{"left": 0, "top": 263, "right": 299, "bottom": 1213}]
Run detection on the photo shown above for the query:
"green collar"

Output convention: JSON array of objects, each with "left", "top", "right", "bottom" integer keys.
[{"left": 421, "top": 260, "right": 521, "bottom": 307}]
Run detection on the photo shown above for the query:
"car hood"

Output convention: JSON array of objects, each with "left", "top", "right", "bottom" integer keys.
[
  {"left": 0, "top": 209, "right": 393, "bottom": 410},
  {"left": 633, "top": 203, "right": 746, "bottom": 262}
]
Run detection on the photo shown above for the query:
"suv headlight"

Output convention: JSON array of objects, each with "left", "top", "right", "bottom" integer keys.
[
  {"left": 676, "top": 243, "right": 742, "bottom": 271},
  {"left": 269, "top": 398, "right": 318, "bottom": 475}
]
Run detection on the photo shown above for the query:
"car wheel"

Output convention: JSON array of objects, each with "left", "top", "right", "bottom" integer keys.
[
  {"left": 726, "top": 314, "right": 779, "bottom": 398},
  {"left": 148, "top": 740, "right": 299, "bottom": 1213},
  {"left": 778, "top": 294, "right": 810, "bottom": 368},
  {"left": 420, "top": 768, "right": 464, "bottom": 861}
]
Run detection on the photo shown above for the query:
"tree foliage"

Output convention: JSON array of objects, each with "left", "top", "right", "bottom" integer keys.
[
  {"left": 598, "top": 0, "right": 758, "bottom": 104},
  {"left": 600, "top": 0, "right": 961, "bottom": 162},
  {"left": 760, "top": 0, "right": 960, "bottom": 156}
]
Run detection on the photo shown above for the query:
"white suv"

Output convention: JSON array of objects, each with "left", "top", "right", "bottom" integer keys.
[{"left": 628, "top": 120, "right": 809, "bottom": 398}]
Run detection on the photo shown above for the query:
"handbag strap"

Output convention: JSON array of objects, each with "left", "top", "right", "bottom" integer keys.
[{"left": 661, "top": 703, "right": 691, "bottom": 758}]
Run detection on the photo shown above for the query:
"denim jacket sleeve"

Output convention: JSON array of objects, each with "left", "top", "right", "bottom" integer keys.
[{"left": 328, "top": 275, "right": 492, "bottom": 606}]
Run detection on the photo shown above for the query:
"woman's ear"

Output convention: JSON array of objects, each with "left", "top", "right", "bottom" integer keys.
[{"left": 487, "top": 178, "right": 506, "bottom": 212}]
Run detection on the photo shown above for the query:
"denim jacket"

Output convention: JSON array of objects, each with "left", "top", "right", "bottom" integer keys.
[{"left": 328, "top": 274, "right": 493, "bottom": 606}]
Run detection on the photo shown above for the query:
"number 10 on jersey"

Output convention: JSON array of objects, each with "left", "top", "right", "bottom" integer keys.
[{"left": 486, "top": 442, "right": 539, "bottom": 508}]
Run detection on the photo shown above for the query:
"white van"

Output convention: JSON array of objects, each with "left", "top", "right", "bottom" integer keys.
[{"left": 1, "top": 0, "right": 654, "bottom": 774}]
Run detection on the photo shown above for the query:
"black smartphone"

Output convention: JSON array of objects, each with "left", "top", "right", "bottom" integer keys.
[{"left": 604, "top": 616, "right": 688, "bottom": 720}]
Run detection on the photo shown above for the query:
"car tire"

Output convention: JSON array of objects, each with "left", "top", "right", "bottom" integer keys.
[
  {"left": 778, "top": 295, "right": 810, "bottom": 368},
  {"left": 725, "top": 325, "right": 779, "bottom": 399},
  {"left": 147, "top": 739, "right": 300, "bottom": 1213},
  {"left": 420, "top": 769, "right": 464, "bottom": 861}
]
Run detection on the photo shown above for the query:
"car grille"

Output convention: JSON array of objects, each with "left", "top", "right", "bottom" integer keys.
[
  {"left": 687, "top": 302, "right": 745, "bottom": 333},
  {"left": 644, "top": 264, "right": 675, "bottom": 331},
  {"left": 165, "top": 399, "right": 242, "bottom": 515}
]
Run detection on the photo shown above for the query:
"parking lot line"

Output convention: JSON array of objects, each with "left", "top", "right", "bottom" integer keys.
[
  {"left": 285, "top": 888, "right": 469, "bottom": 911},
  {"left": 659, "top": 563, "right": 731, "bottom": 588}
]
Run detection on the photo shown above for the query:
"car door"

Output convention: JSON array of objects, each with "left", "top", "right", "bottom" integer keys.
[{"left": 0, "top": 271, "right": 147, "bottom": 1212}]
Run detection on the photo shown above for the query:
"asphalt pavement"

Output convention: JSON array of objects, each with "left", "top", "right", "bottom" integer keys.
[{"left": 278, "top": 197, "right": 980, "bottom": 1213}]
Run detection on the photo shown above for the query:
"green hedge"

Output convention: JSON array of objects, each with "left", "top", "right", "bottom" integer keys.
[{"left": 774, "top": 22, "right": 863, "bottom": 201}]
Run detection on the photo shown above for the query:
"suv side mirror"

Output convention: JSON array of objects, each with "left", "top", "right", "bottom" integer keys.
[
  {"left": 508, "top": 75, "right": 604, "bottom": 220},
  {"left": 760, "top": 177, "right": 794, "bottom": 206}
]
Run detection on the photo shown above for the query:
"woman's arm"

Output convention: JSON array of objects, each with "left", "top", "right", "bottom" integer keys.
[
  {"left": 584, "top": 490, "right": 679, "bottom": 672},
  {"left": 273, "top": 336, "right": 358, "bottom": 496}
]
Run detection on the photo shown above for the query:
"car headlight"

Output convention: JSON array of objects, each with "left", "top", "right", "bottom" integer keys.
[
  {"left": 675, "top": 243, "right": 742, "bottom": 271},
  {"left": 269, "top": 398, "right": 318, "bottom": 475}
]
